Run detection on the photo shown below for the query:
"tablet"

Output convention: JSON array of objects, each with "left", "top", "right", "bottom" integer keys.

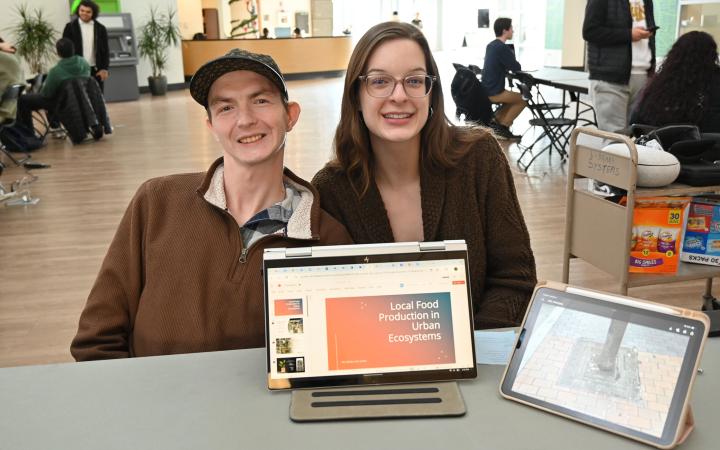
[
  {"left": 263, "top": 241, "right": 477, "bottom": 390},
  {"left": 500, "top": 282, "right": 709, "bottom": 449}
]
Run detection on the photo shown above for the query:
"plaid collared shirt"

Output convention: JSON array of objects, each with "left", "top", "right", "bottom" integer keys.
[{"left": 204, "top": 164, "right": 301, "bottom": 248}]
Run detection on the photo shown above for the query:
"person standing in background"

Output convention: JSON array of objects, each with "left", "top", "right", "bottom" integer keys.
[
  {"left": 583, "top": 0, "right": 656, "bottom": 133},
  {"left": 63, "top": 0, "right": 109, "bottom": 92}
]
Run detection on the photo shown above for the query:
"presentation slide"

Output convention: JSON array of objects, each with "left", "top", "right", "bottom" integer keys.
[
  {"left": 274, "top": 298, "right": 303, "bottom": 316},
  {"left": 325, "top": 292, "right": 456, "bottom": 370}
]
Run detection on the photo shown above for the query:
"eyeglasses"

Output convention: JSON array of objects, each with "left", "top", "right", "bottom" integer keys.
[{"left": 358, "top": 74, "right": 437, "bottom": 98}]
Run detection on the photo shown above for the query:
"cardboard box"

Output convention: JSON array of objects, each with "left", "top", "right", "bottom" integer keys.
[
  {"left": 681, "top": 197, "right": 720, "bottom": 266},
  {"left": 630, "top": 197, "right": 691, "bottom": 273}
]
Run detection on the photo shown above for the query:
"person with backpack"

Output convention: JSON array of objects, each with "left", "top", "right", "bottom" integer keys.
[{"left": 15, "top": 38, "right": 90, "bottom": 132}]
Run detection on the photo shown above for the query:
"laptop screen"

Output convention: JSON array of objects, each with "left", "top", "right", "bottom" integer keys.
[{"left": 264, "top": 242, "right": 477, "bottom": 389}]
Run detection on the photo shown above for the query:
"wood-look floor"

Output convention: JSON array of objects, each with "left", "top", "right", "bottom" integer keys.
[{"left": 0, "top": 76, "right": 713, "bottom": 368}]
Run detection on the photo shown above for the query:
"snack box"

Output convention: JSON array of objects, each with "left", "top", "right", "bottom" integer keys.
[
  {"left": 630, "top": 197, "right": 691, "bottom": 273},
  {"left": 681, "top": 197, "right": 720, "bottom": 266}
]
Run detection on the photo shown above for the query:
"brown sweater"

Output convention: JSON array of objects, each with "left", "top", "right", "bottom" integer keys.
[
  {"left": 312, "top": 136, "right": 537, "bottom": 329},
  {"left": 71, "top": 158, "right": 352, "bottom": 361}
]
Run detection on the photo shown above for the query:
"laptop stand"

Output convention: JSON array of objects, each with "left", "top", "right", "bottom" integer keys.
[{"left": 289, "top": 382, "right": 466, "bottom": 422}]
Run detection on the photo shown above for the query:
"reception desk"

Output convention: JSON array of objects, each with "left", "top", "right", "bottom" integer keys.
[{"left": 182, "top": 36, "right": 353, "bottom": 77}]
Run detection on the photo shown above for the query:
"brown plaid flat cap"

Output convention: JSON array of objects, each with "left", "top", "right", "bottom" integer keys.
[{"left": 189, "top": 48, "right": 288, "bottom": 107}]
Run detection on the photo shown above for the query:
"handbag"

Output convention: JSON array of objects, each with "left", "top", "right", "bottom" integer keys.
[
  {"left": 0, "top": 121, "right": 45, "bottom": 152},
  {"left": 637, "top": 125, "right": 720, "bottom": 186}
]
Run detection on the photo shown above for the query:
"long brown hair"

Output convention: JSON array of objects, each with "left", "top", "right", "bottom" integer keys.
[{"left": 332, "top": 21, "right": 488, "bottom": 196}]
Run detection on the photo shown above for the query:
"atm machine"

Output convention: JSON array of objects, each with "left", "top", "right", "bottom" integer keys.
[{"left": 100, "top": 13, "right": 139, "bottom": 102}]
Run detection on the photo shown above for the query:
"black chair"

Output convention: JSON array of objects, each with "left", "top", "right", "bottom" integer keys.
[
  {"left": 450, "top": 67, "right": 494, "bottom": 126},
  {"left": 512, "top": 71, "right": 566, "bottom": 118},
  {"left": 514, "top": 74, "right": 576, "bottom": 171}
]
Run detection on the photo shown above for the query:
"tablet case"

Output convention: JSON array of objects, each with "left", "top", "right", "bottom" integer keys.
[{"left": 499, "top": 281, "right": 708, "bottom": 449}]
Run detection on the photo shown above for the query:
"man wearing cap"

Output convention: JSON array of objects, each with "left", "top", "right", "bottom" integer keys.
[{"left": 71, "top": 49, "right": 352, "bottom": 361}]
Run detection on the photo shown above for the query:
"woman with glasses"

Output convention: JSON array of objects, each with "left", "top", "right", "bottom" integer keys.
[{"left": 312, "top": 22, "right": 536, "bottom": 329}]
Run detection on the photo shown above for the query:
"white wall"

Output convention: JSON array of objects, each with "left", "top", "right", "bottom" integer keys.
[
  {"left": 123, "top": 0, "right": 185, "bottom": 87},
  {"left": 177, "top": 0, "right": 204, "bottom": 40},
  {"left": 258, "top": 0, "right": 311, "bottom": 37},
  {"left": 561, "top": 0, "right": 586, "bottom": 67},
  {"left": 331, "top": 0, "right": 438, "bottom": 49}
]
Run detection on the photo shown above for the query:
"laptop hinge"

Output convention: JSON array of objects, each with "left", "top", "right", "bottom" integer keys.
[
  {"left": 285, "top": 247, "right": 312, "bottom": 258},
  {"left": 419, "top": 241, "right": 446, "bottom": 252}
]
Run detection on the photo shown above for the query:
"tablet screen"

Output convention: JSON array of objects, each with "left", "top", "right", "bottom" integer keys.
[
  {"left": 501, "top": 287, "right": 706, "bottom": 446},
  {"left": 264, "top": 250, "right": 477, "bottom": 389}
]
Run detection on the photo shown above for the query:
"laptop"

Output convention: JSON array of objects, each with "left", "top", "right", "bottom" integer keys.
[{"left": 263, "top": 240, "right": 477, "bottom": 420}]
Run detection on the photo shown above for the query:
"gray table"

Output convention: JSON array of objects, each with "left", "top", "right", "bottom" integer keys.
[
  {"left": 511, "top": 67, "right": 589, "bottom": 95},
  {"left": 527, "top": 67, "right": 590, "bottom": 84},
  {"left": 1, "top": 339, "right": 717, "bottom": 450}
]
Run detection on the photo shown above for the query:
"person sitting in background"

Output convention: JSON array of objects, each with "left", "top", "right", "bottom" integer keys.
[
  {"left": 16, "top": 38, "right": 90, "bottom": 132},
  {"left": 312, "top": 22, "right": 537, "bottom": 329},
  {"left": 292, "top": 27, "right": 302, "bottom": 38},
  {"left": 261, "top": 28, "right": 270, "bottom": 39},
  {"left": 0, "top": 38, "right": 23, "bottom": 123},
  {"left": 630, "top": 31, "right": 720, "bottom": 133},
  {"left": 482, "top": 17, "right": 526, "bottom": 140}
]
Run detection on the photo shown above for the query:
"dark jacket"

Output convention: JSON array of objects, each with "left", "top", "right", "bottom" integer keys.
[
  {"left": 62, "top": 18, "right": 110, "bottom": 71},
  {"left": 54, "top": 77, "right": 109, "bottom": 143},
  {"left": 583, "top": 0, "right": 655, "bottom": 84},
  {"left": 482, "top": 39, "right": 521, "bottom": 96},
  {"left": 704, "top": 74, "right": 720, "bottom": 133}
]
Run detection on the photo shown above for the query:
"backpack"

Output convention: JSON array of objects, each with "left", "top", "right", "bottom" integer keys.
[
  {"left": 0, "top": 121, "right": 46, "bottom": 152},
  {"left": 450, "top": 67, "right": 494, "bottom": 125}
]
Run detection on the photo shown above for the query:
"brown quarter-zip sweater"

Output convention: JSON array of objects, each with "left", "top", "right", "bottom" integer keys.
[{"left": 71, "top": 158, "right": 352, "bottom": 361}]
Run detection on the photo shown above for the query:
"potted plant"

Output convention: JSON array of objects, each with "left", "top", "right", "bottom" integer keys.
[
  {"left": 137, "top": 7, "right": 181, "bottom": 96},
  {"left": 8, "top": 4, "right": 58, "bottom": 76}
]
